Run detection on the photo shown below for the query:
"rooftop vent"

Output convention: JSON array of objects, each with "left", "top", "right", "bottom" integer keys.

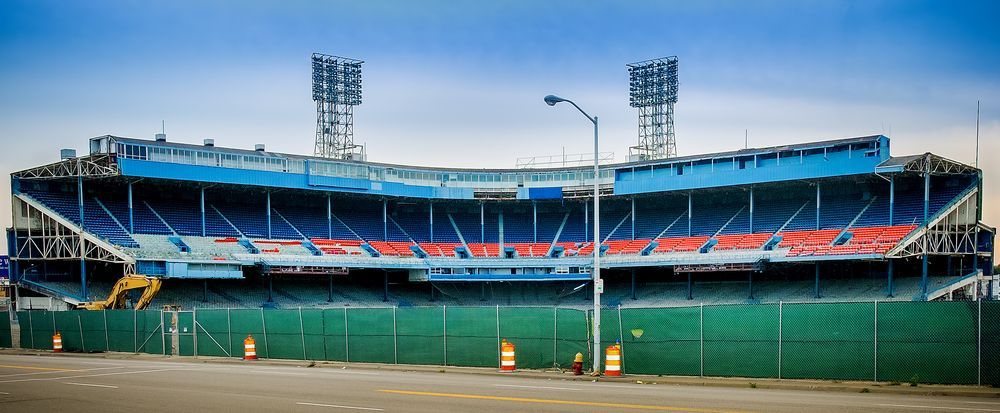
[
  {"left": 60, "top": 149, "right": 76, "bottom": 160},
  {"left": 255, "top": 144, "right": 266, "bottom": 152},
  {"left": 155, "top": 133, "right": 167, "bottom": 142},
  {"left": 203, "top": 139, "right": 215, "bottom": 147}
]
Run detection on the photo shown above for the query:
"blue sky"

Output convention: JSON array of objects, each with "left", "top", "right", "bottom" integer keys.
[{"left": 1, "top": 0, "right": 998, "bottom": 235}]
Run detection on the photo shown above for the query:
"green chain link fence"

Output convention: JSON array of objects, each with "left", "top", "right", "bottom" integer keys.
[{"left": 5, "top": 301, "right": 997, "bottom": 386}]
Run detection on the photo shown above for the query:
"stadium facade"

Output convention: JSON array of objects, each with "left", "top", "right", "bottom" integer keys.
[{"left": 7, "top": 134, "right": 995, "bottom": 309}]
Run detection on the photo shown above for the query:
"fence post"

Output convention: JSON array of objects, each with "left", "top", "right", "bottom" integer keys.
[
  {"left": 699, "top": 303, "right": 704, "bottom": 378},
  {"left": 442, "top": 305, "right": 447, "bottom": 366},
  {"left": 133, "top": 309, "right": 137, "bottom": 353},
  {"left": 585, "top": 309, "right": 591, "bottom": 370},
  {"left": 160, "top": 309, "right": 166, "bottom": 356},
  {"left": 77, "top": 313, "right": 85, "bottom": 353},
  {"left": 495, "top": 305, "right": 501, "bottom": 369},
  {"left": 344, "top": 308, "right": 349, "bottom": 362},
  {"left": 299, "top": 307, "right": 307, "bottom": 360},
  {"left": 873, "top": 300, "right": 878, "bottom": 382},
  {"left": 103, "top": 310, "right": 109, "bottom": 351},
  {"left": 193, "top": 309, "right": 198, "bottom": 357},
  {"left": 978, "top": 299, "right": 982, "bottom": 386},
  {"left": 617, "top": 305, "right": 625, "bottom": 373},
  {"left": 260, "top": 307, "right": 269, "bottom": 359},
  {"left": 392, "top": 306, "right": 397, "bottom": 364},
  {"left": 28, "top": 310, "right": 34, "bottom": 349},
  {"left": 227, "top": 308, "right": 232, "bottom": 358},
  {"left": 553, "top": 307, "right": 557, "bottom": 368},
  {"left": 778, "top": 301, "right": 782, "bottom": 380}
]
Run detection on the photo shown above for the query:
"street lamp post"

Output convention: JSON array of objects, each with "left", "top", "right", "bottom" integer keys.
[{"left": 544, "top": 94, "right": 601, "bottom": 373}]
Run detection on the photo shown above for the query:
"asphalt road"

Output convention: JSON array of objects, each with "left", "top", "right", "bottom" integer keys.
[{"left": 0, "top": 354, "right": 996, "bottom": 412}]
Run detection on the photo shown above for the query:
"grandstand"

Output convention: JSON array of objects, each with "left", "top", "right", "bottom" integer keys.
[{"left": 7, "top": 134, "right": 995, "bottom": 309}]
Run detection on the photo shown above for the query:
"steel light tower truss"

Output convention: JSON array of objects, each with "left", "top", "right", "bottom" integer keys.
[
  {"left": 312, "top": 53, "right": 365, "bottom": 160},
  {"left": 628, "top": 56, "right": 678, "bottom": 161}
]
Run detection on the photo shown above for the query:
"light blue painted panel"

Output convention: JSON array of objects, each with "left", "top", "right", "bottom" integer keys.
[{"left": 615, "top": 155, "right": 882, "bottom": 195}]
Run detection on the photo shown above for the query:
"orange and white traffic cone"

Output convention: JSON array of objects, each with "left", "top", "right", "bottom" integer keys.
[
  {"left": 499, "top": 339, "right": 516, "bottom": 372},
  {"left": 604, "top": 343, "right": 622, "bottom": 376},
  {"left": 52, "top": 332, "right": 63, "bottom": 353},
  {"left": 243, "top": 334, "right": 257, "bottom": 360}
]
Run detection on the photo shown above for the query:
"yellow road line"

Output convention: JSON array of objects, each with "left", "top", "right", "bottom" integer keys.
[
  {"left": 0, "top": 364, "right": 79, "bottom": 372},
  {"left": 378, "top": 389, "right": 751, "bottom": 413}
]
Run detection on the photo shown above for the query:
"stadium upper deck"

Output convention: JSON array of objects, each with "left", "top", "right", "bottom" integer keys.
[{"left": 7, "top": 134, "right": 994, "bottom": 304}]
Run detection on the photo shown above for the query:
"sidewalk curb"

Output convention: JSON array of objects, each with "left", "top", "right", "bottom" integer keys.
[{"left": 2, "top": 349, "right": 997, "bottom": 399}]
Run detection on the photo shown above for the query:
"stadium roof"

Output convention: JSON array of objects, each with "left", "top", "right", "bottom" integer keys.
[
  {"left": 105, "top": 134, "right": 886, "bottom": 173},
  {"left": 876, "top": 153, "right": 979, "bottom": 175}
]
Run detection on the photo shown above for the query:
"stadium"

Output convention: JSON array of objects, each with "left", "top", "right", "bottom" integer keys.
[{"left": 8, "top": 131, "right": 994, "bottom": 310}]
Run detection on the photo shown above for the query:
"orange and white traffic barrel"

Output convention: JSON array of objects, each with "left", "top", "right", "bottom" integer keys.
[
  {"left": 243, "top": 334, "right": 257, "bottom": 360},
  {"left": 52, "top": 332, "right": 63, "bottom": 353},
  {"left": 500, "top": 339, "right": 516, "bottom": 372},
  {"left": 604, "top": 343, "right": 622, "bottom": 376}
]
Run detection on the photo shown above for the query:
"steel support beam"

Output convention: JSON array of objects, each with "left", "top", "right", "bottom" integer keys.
[
  {"left": 326, "top": 194, "right": 332, "bottom": 239},
  {"left": 687, "top": 272, "right": 693, "bottom": 300},
  {"left": 631, "top": 198, "right": 636, "bottom": 240},
  {"left": 533, "top": 202, "right": 538, "bottom": 244},
  {"left": 887, "top": 259, "right": 894, "bottom": 297},
  {"left": 749, "top": 186, "right": 754, "bottom": 233},
  {"left": 688, "top": 192, "right": 693, "bottom": 237},
  {"left": 816, "top": 183, "right": 821, "bottom": 230},
  {"left": 266, "top": 191, "right": 272, "bottom": 239},
  {"left": 631, "top": 269, "right": 637, "bottom": 300},
  {"left": 77, "top": 172, "right": 87, "bottom": 299},
  {"left": 200, "top": 187, "right": 206, "bottom": 237},
  {"left": 922, "top": 253, "right": 929, "bottom": 298},
  {"left": 889, "top": 175, "right": 895, "bottom": 225},
  {"left": 429, "top": 202, "right": 434, "bottom": 243},
  {"left": 815, "top": 262, "right": 821, "bottom": 299},
  {"left": 383, "top": 199, "right": 388, "bottom": 240},
  {"left": 127, "top": 181, "right": 134, "bottom": 234}
]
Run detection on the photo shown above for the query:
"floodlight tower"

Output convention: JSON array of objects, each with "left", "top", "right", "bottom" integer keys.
[
  {"left": 627, "top": 56, "right": 679, "bottom": 161},
  {"left": 312, "top": 53, "right": 365, "bottom": 160}
]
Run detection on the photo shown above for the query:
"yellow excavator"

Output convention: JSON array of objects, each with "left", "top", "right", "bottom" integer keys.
[{"left": 76, "top": 275, "right": 162, "bottom": 310}]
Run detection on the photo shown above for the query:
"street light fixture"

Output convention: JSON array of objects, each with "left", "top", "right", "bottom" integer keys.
[{"left": 543, "top": 94, "right": 602, "bottom": 373}]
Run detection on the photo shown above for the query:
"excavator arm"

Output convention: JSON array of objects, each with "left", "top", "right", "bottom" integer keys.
[{"left": 76, "top": 275, "right": 162, "bottom": 310}]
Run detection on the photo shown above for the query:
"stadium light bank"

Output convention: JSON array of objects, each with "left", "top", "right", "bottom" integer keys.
[{"left": 543, "top": 94, "right": 602, "bottom": 373}]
